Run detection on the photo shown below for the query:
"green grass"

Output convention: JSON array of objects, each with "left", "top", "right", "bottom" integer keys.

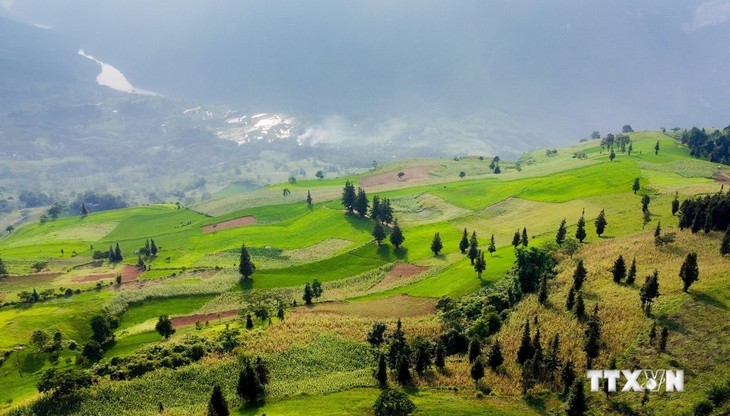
[{"left": 117, "top": 295, "right": 215, "bottom": 331}]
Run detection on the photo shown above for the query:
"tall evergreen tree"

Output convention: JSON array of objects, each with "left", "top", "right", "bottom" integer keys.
[
  {"left": 467, "top": 231, "right": 479, "bottom": 264},
  {"left": 574, "top": 293, "right": 585, "bottom": 320},
  {"left": 566, "top": 378, "right": 587, "bottom": 416},
  {"left": 341, "top": 180, "right": 356, "bottom": 213},
  {"left": 354, "top": 187, "right": 369, "bottom": 217},
  {"left": 512, "top": 230, "right": 521, "bottom": 247},
  {"left": 114, "top": 243, "right": 123, "bottom": 262},
  {"left": 538, "top": 276, "right": 549, "bottom": 305},
  {"left": 640, "top": 270, "right": 660, "bottom": 316},
  {"left": 641, "top": 194, "right": 651, "bottom": 213},
  {"left": 372, "top": 221, "right": 386, "bottom": 246},
  {"left": 627, "top": 257, "right": 637, "bottom": 285},
  {"left": 654, "top": 140, "right": 660, "bottom": 155},
  {"left": 556, "top": 218, "right": 567, "bottom": 245},
  {"left": 722, "top": 227, "right": 730, "bottom": 256},
  {"left": 487, "top": 340, "right": 504, "bottom": 371},
  {"left": 517, "top": 319, "right": 534, "bottom": 364},
  {"left": 679, "top": 252, "right": 699, "bottom": 292},
  {"left": 583, "top": 306, "right": 601, "bottom": 368},
  {"left": 245, "top": 314, "right": 254, "bottom": 330},
  {"left": 611, "top": 255, "right": 627, "bottom": 283},
  {"left": 306, "top": 190, "right": 313, "bottom": 207},
  {"left": 474, "top": 250, "right": 486, "bottom": 278},
  {"left": 671, "top": 192, "right": 679, "bottom": 215},
  {"left": 430, "top": 232, "right": 443, "bottom": 255},
  {"left": 594, "top": 209, "right": 608, "bottom": 236},
  {"left": 632, "top": 177, "right": 640, "bottom": 194},
  {"left": 470, "top": 358, "right": 485, "bottom": 387},
  {"left": 575, "top": 216, "right": 587, "bottom": 243},
  {"left": 566, "top": 286, "right": 576, "bottom": 311},
  {"left": 108, "top": 245, "right": 114, "bottom": 261},
  {"left": 237, "top": 363, "right": 265, "bottom": 404},
  {"left": 238, "top": 244, "right": 255, "bottom": 279},
  {"left": 150, "top": 239, "right": 158, "bottom": 256},
  {"left": 396, "top": 355, "right": 411, "bottom": 385},
  {"left": 207, "top": 385, "right": 229, "bottom": 416},
  {"left": 81, "top": 202, "right": 89, "bottom": 216},
  {"left": 312, "top": 279, "right": 323, "bottom": 298},
  {"left": 487, "top": 234, "right": 496, "bottom": 256},
  {"left": 659, "top": 327, "right": 669, "bottom": 352},
  {"left": 303, "top": 283, "right": 314, "bottom": 305},
  {"left": 371, "top": 195, "right": 381, "bottom": 221},
  {"left": 468, "top": 337, "right": 482, "bottom": 363},
  {"left": 459, "top": 228, "right": 469, "bottom": 254},
  {"left": 573, "top": 260, "right": 587, "bottom": 291},
  {"left": 380, "top": 198, "right": 394, "bottom": 224},
  {"left": 390, "top": 220, "right": 405, "bottom": 249},
  {"left": 561, "top": 360, "right": 576, "bottom": 395},
  {"left": 545, "top": 333, "right": 561, "bottom": 382},
  {"left": 521, "top": 227, "right": 529, "bottom": 247},
  {"left": 375, "top": 353, "right": 388, "bottom": 386}
]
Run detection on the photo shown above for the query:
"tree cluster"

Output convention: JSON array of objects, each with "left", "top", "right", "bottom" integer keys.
[
  {"left": 679, "top": 126, "right": 730, "bottom": 164},
  {"left": 678, "top": 190, "right": 730, "bottom": 234},
  {"left": 237, "top": 357, "right": 270, "bottom": 404},
  {"left": 302, "top": 279, "right": 323, "bottom": 305},
  {"left": 107, "top": 243, "right": 124, "bottom": 262},
  {"left": 371, "top": 195, "right": 394, "bottom": 224}
]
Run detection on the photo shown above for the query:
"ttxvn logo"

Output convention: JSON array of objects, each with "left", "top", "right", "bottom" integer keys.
[{"left": 587, "top": 369, "right": 684, "bottom": 392}]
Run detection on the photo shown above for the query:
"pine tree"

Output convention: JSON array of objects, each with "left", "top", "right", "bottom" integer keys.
[
  {"left": 150, "top": 239, "right": 158, "bottom": 256},
  {"left": 371, "top": 195, "right": 381, "bottom": 221},
  {"left": 312, "top": 279, "right": 323, "bottom": 298},
  {"left": 341, "top": 180, "right": 356, "bottom": 213},
  {"left": 722, "top": 227, "right": 730, "bottom": 256},
  {"left": 487, "top": 340, "right": 504, "bottom": 371},
  {"left": 467, "top": 231, "right": 479, "bottom": 264},
  {"left": 396, "top": 355, "right": 411, "bottom": 385},
  {"left": 237, "top": 363, "right": 264, "bottom": 404},
  {"left": 632, "top": 177, "right": 640, "bottom": 194},
  {"left": 538, "top": 276, "right": 548, "bottom": 304},
  {"left": 627, "top": 257, "right": 637, "bottom": 285},
  {"left": 611, "top": 255, "right": 627, "bottom": 283},
  {"left": 459, "top": 228, "right": 469, "bottom": 254},
  {"left": 573, "top": 260, "right": 587, "bottom": 291},
  {"left": 659, "top": 327, "right": 669, "bottom": 352},
  {"left": 207, "top": 385, "right": 229, "bottom": 416},
  {"left": 468, "top": 337, "right": 482, "bottom": 363},
  {"left": 474, "top": 250, "right": 486, "bottom": 278},
  {"left": 306, "top": 190, "right": 313, "bottom": 207},
  {"left": 81, "top": 202, "right": 89, "bottom": 216},
  {"left": 574, "top": 293, "right": 585, "bottom": 320},
  {"left": 112, "top": 243, "right": 122, "bottom": 262},
  {"left": 430, "top": 232, "right": 443, "bottom": 255},
  {"left": 487, "top": 234, "right": 496, "bottom": 256},
  {"left": 583, "top": 306, "right": 601, "bottom": 368},
  {"left": 545, "top": 333, "right": 561, "bottom": 382},
  {"left": 556, "top": 218, "right": 567, "bottom": 245},
  {"left": 512, "top": 230, "right": 521, "bottom": 247},
  {"left": 255, "top": 356, "right": 269, "bottom": 386},
  {"left": 238, "top": 244, "right": 255, "bottom": 279},
  {"left": 654, "top": 140, "right": 660, "bottom": 155},
  {"left": 594, "top": 209, "right": 607, "bottom": 237},
  {"left": 381, "top": 198, "right": 394, "bottom": 224},
  {"left": 671, "top": 192, "right": 679, "bottom": 215},
  {"left": 641, "top": 194, "right": 651, "bottom": 213},
  {"left": 389, "top": 220, "right": 405, "bottom": 249},
  {"left": 375, "top": 353, "right": 388, "bottom": 386},
  {"left": 609, "top": 147, "right": 616, "bottom": 161},
  {"left": 303, "top": 283, "right": 314, "bottom": 305},
  {"left": 521, "top": 227, "right": 529, "bottom": 247},
  {"left": 372, "top": 221, "right": 386, "bottom": 246},
  {"left": 575, "top": 216, "right": 587, "bottom": 243},
  {"left": 566, "top": 286, "right": 576, "bottom": 311},
  {"left": 245, "top": 314, "right": 254, "bottom": 330},
  {"left": 640, "top": 270, "right": 660, "bottom": 316},
  {"left": 566, "top": 378, "right": 587, "bottom": 416},
  {"left": 679, "top": 252, "right": 699, "bottom": 292},
  {"left": 108, "top": 245, "right": 114, "bottom": 261},
  {"left": 516, "top": 319, "right": 534, "bottom": 364},
  {"left": 355, "top": 187, "right": 369, "bottom": 217},
  {"left": 628, "top": 141, "right": 633, "bottom": 155},
  {"left": 470, "top": 358, "right": 485, "bottom": 387},
  {"left": 649, "top": 321, "right": 657, "bottom": 344},
  {"left": 561, "top": 359, "right": 576, "bottom": 395}
]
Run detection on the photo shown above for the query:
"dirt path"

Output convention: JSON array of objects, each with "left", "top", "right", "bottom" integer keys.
[
  {"left": 171, "top": 309, "right": 238, "bottom": 327},
  {"left": 359, "top": 167, "right": 432, "bottom": 189},
  {"left": 202, "top": 216, "right": 256, "bottom": 233},
  {"left": 370, "top": 263, "right": 428, "bottom": 292}
]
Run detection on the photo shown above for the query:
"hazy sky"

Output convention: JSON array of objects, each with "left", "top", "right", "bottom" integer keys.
[{"left": 3, "top": 1, "right": 730, "bottom": 144}]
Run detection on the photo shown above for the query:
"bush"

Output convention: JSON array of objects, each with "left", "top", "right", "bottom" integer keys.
[
  {"left": 693, "top": 399, "right": 713, "bottom": 416},
  {"left": 373, "top": 389, "right": 416, "bottom": 416},
  {"left": 708, "top": 380, "right": 730, "bottom": 406}
]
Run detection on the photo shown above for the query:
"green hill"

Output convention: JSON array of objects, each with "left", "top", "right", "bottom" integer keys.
[{"left": 0, "top": 130, "right": 728, "bottom": 415}]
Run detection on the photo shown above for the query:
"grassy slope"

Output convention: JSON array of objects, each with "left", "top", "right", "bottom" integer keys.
[{"left": 0, "top": 130, "right": 728, "bottom": 414}]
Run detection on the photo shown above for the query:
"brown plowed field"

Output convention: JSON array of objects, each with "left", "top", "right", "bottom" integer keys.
[
  {"left": 171, "top": 309, "right": 238, "bottom": 327},
  {"left": 370, "top": 263, "right": 428, "bottom": 291},
  {"left": 202, "top": 216, "right": 256, "bottom": 233}
]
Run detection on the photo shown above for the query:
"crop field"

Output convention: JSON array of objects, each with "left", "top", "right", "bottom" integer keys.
[{"left": 1, "top": 131, "right": 729, "bottom": 415}]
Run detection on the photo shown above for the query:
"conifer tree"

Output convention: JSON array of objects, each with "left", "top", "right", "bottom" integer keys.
[
  {"left": 556, "top": 218, "right": 567, "bottom": 245},
  {"left": 389, "top": 220, "right": 405, "bottom": 249},
  {"left": 594, "top": 209, "right": 607, "bottom": 237},
  {"left": 632, "top": 177, "right": 640, "bottom": 194},
  {"left": 654, "top": 140, "right": 660, "bottom": 155},
  {"left": 538, "top": 275, "right": 548, "bottom": 304},
  {"left": 238, "top": 244, "right": 255, "bottom": 279},
  {"left": 114, "top": 243, "right": 123, "bottom": 262},
  {"left": 150, "top": 239, "right": 158, "bottom": 256},
  {"left": 487, "top": 340, "right": 504, "bottom": 371},
  {"left": 474, "top": 250, "right": 486, "bottom": 278},
  {"left": 671, "top": 192, "right": 679, "bottom": 215},
  {"left": 108, "top": 245, "right": 114, "bottom": 261},
  {"left": 611, "top": 255, "right": 627, "bottom": 283},
  {"left": 396, "top": 355, "right": 411, "bottom": 385},
  {"left": 679, "top": 252, "right": 699, "bottom": 292},
  {"left": 517, "top": 319, "right": 534, "bottom": 364},
  {"left": 566, "top": 286, "right": 576, "bottom": 311},
  {"left": 722, "top": 227, "right": 730, "bottom": 256},
  {"left": 375, "top": 353, "right": 388, "bottom": 386},
  {"left": 574, "top": 293, "right": 585, "bottom": 320},
  {"left": 371, "top": 195, "right": 381, "bottom": 221},
  {"left": 545, "top": 333, "right": 561, "bottom": 382},
  {"left": 583, "top": 306, "right": 601, "bottom": 368},
  {"left": 306, "top": 190, "right": 313, "bottom": 207},
  {"left": 627, "top": 257, "right": 637, "bottom": 285},
  {"left": 303, "top": 283, "right": 314, "bottom": 305},
  {"left": 381, "top": 198, "right": 394, "bottom": 224},
  {"left": 81, "top": 202, "right": 89, "bottom": 216},
  {"left": 372, "top": 221, "right": 386, "bottom": 246},
  {"left": 430, "top": 232, "right": 443, "bottom": 255},
  {"left": 468, "top": 337, "right": 482, "bottom": 363},
  {"left": 561, "top": 360, "right": 576, "bottom": 395},
  {"left": 575, "top": 216, "right": 587, "bottom": 243},
  {"left": 487, "top": 234, "right": 496, "bottom": 256},
  {"left": 467, "top": 231, "right": 478, "bottom": 264},
  {"left": 659, "top": 327, "right": 669, "bottom": 352},
  {"left": 355, "top": 187, "right": 369, "bottom": 217},
  {"left": 459, "top": 228, "right": 469, "bottom": 254},
  {"left": 245, "top": 314, "right": 254, "bottom": 330},
  {"left": 641, "top": 194, "right": 651, "bottom": 213},
  {"left": 512, "top": 230, "right": 521, "bottom": 247},
  {"left": 470, "top": 358, "right": 485, "bottom": 387},
  {"left": 628, "top": 141, "right": 633, "bottom": 155},
  {"left": 521, "top": 227, "right": 529, "bottom": 247},
  {"left": 341, "top": 180, "right": 356, "bottom": 213},
  {"left": 640, "top": 270, "right": 660, "bottom": 316},
  {"left": 566, "top": 378, "right": 587, "bottom": 416},
  {"left": 609, "top": 147, "right": 616, "bottom": 161},
  {"left": 207, "top": 385, "right": 229, "bottom": 416},
  {"left": 573, "top": 260, "right": 587, "bottom": 291},
  {"left": 312, "top": 279, "right": 323, "bottom": 298}
]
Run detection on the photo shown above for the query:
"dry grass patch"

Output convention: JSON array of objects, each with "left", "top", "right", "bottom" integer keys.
[
  {"left": 283, "top": 238, "right": 353, "bottom": 262},
  {"left": 298, "top": 295, "right": 437, "bottom": 319},
  {"left": 202, "top": 216, "right": 256, "bottom": 233},
  {"left": 370, "top": 263, "right": 429, "bottom": 292},
  {"left": 359, "top": 166, "right": 433, "bottom": 189}
]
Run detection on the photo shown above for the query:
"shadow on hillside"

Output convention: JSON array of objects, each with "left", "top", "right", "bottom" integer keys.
[
  {"left": 239, "top": 278, "right": 254, "bottom": 291},
  {"left": 688, "top": 291, "right": 728, "bottom": 310}
]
